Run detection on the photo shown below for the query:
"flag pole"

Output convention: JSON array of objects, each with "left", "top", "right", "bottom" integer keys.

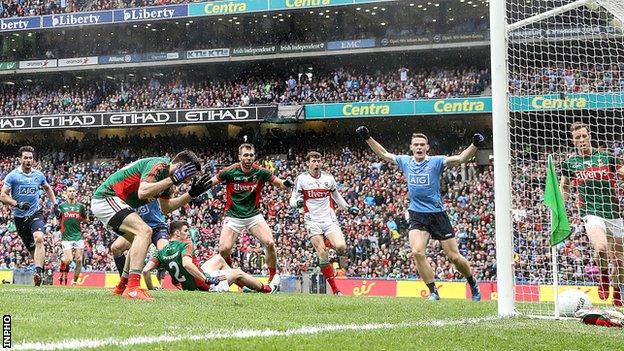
[{"left": 552, "top": 245, "right": 560, "bottom": 319}]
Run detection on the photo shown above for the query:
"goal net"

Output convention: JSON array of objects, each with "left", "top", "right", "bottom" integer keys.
[{"left": 503, "top": 0, "right": 624, "bottom": 317}]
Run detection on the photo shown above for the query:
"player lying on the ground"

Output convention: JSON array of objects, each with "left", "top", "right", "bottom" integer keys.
[
  {"left": 357, "top": 126, "right": 483, "bottom": 301},
  {"left": 559, "top": 122, "right": 624, "bottom": 306},
  {"left": 289, "top": 151, "right": 359, "bottom": 295},
  {"left": 142, "top": 220, "right": 279, "bottom": 293}
]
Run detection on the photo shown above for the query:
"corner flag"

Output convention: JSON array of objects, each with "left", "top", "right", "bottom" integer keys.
[{"left": 543, "top": 155, "right": 571, "bottom": 246}]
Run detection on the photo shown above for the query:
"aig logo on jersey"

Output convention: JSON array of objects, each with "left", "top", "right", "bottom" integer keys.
[
  {"left": 409, "top": 174, "right": 430, "bottom": 186},
  {"left": 17, "top": 186, "right": 37, "bottom": 195}
]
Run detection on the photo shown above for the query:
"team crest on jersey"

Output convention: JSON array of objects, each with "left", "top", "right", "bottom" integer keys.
[{"left": 409, "top": 174, "right": 430, "bottom": 186}]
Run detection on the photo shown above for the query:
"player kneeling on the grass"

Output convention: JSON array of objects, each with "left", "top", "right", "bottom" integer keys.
[
  {"left": 559, "top": 122, "right": 624, "bottom": 307},
  {"left": 56, "top": 186, "right": 89, "bottom": 286},
  {"left": 289, "top": 151, "right": 359, "bottom": 295},
  {"left": 357, "top": 126, "right": 483, "bottom": 301},
  {"left": 142, "top": 221, "right": 278, "bottom": 293},
  {"left": 91, "top": 150, "right": 211, "bottom": 300}
]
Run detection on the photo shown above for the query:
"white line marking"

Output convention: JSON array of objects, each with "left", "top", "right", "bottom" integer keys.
[{"left": 12, "top": 316, "right": 498, "bottom": 350}]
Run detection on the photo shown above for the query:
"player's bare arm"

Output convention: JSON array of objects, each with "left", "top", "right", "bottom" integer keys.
[
  {"left": 142, "top": 260, "right": 158, "bottom": 290},
  {"left": 445, "top": 133, "right": 484, "bottom": 167},
  {"left": 356, "top": 126, "right": 397, "bottom": 163},
  {"left": 271, "top": 177, "right": 293, "bottom": 190},
  {"left": 42, "top": 183, "right": 57, "bottom": 204},
  {"left": 138, "top": 178, "right": 175, "bottom": 200},
  {"left": 160, "top": 174, "right": 212, "bottom": 213},
  {"left": 0, "top": 185, "right": 17, "bottom": 207},
  {"left": 181, "top": 256, "right": 208, "bottom": 281},
  {"left": 559, "top": 176, "right": 570, "bottom": 202}
]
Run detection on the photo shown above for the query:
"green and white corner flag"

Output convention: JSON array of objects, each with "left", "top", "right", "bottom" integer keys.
[{"left": 543, "top": 155, "right": 571, "bottom": 246}]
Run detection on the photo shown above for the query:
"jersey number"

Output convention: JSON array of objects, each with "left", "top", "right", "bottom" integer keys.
[{"left": 168, "top": 261, "right": 186, "bottom": 282}]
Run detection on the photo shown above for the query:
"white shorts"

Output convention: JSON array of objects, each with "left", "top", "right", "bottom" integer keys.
[
  {"left": 203, "top": 268, "right": 230, "bottom": 293},
  {"left": 61, "top": 240, "right": 85, "bottom": 251},
  {"left": 223, "top": 214, "right": 266, "bottom": 234},
  {"left": 90, "top": 197, "right": 133, "bottom": 231},
  {"left": 305, "top": 220, "right": 342, "bottom": 239},
  {"left": 584, "top": 215, "right": 624, "bottom": 238}
]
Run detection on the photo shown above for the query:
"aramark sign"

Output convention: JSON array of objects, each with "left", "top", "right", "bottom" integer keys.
[{"left": 0, "top": 106, "right": 277, "bottom": 131}]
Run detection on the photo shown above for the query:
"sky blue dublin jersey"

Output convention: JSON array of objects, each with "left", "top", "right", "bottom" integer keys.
[
  {"left": 2, "top": 167, "right": 47, "bottom": 217},
  {"left": 395, "top": 155, "right": 447, "bottom": 213},
  {"left": 137, "top": 199, "right": 167, "bottom": 230}
]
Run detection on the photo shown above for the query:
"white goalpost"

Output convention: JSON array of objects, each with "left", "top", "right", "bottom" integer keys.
[{"left": 492, "top": 0, "right": 624, "bottom": 317}]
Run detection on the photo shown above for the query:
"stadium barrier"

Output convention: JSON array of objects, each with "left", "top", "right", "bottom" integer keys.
[{"left": 0, "top": 269, "right": 613, "bottom": 303}]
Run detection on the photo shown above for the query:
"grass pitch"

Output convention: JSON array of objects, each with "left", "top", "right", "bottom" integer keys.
[{"left": 2, "top": 285, "right": 623, "bottom": 350}]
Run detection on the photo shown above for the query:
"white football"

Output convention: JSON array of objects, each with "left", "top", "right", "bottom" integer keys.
[{"left": 558, "top": 289, "right": 592, "bottom": 317}]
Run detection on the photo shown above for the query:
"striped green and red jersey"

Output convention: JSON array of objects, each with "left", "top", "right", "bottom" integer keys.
[
  {"left": 151, "top": 240, "right": 208, "bottom": 291},
  {"left": 59, "top": 202, "right": 86, "bottom": 241},
  {"left": 93, "top": 157, "right": 173, "bottom": 208},
  {"left": 217, "top": 163, "right": 275, "bottom": 218},
  {"left": 561, "top": 150, "right": 622, "bottom": 219}
]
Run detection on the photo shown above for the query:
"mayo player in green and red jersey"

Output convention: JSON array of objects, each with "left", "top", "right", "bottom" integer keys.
[
  {"left": 142, "top": 220, "right": 279, "bottom": 293},
  {"left": 560, "top": 122, "right": 624, "bottom": 306},
  {"left": 91, "top": 150, "right": 211, "bottom": 300},
  {"left": 205, "top": 143, "right": 292, "bottom": 287},
  {"left": 56, "top": 186, "right": 88, "bottom": 286}
]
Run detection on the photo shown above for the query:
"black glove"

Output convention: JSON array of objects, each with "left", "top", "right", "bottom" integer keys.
[
  {"left": 188, "top": 174, "right": 212, "bottom": 198},
  {"left": 170, "top": 162, "right": 200, "bottom": 185},
  {"left": 472, "top": 133, "right": 485, "bottom": 148},
  {"left": 296, "top": 198, "right": 304, "bottom": 208},
  {"left": 205, "top": 275, "right": 225, "bottom": 286},
  {"left": 15, "top": 201, "right": 30, "bottom": 211},
  {"left": 348, "top": 206, "right": 360, "bottom": 215},
  {"left": 355, "top": 126, "right": 371, "bottom": 141},
  {"left": 283, "top": 179, "right": 293, "bottom": 188},
  {"left": 53, "top": 203, "right": 61, "bottom": 218}
]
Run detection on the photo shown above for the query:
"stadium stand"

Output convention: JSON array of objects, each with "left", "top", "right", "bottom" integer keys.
[{"left": 0, "top": 66, "right": 490, "bottom": 116}]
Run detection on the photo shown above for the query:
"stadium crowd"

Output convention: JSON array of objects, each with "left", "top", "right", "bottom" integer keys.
[
  {"left": 0, "top": 129, "right": 502, "bottom": 283},
  {"left": 509, "top": 63, "right": 624, "bottom": 95},
  {"left": 0, "top": 66, "right": 490, "bottom": 116},
  {"left": 0, "top": 128, "right": 610, "bottom": 286}
]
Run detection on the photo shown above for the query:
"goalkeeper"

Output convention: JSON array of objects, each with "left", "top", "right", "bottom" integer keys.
[
  {"left": 357, "top": 126, "right": 484, "bottom": 301},
  {"left": 560, "top": 122, "right": 624, "bottom": 307}
]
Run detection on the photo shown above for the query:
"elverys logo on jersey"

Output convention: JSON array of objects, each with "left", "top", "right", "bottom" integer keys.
[
  {"left": 233, "top": 182, "right": 257, "bottom": 193},
  {"left": 304, "top": 189, "right": 330, "bottom": 199},
  {"left": 62, "top": 212, "right": 81, "bottom": 219},
  {"left": 409, "top": 174, "right": 430, "bottom": 186},
  {"left": 17, "top": 185, "right": 38, "bottom": 195},
  {"left": 575, "top": 166, "right": 612, "bottom": 183}
]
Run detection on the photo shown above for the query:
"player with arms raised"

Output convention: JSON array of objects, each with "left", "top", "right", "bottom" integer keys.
[
  {"left": 560, "top": 122, "right": 624, "bottom": 306},
  {"left": 142, "top": 221, "right": 279, "bottom": 293},
  {"left": 204, "top": 143, "right": 292, "bottom": 287},
  {"left": 289, "top": 151, "right": 359, "bottom": 295},
  {"left": 357, "top": 126, "right": 483, "bottom": 301},
  {"left": 0, "top": 146, "right": 57, "bottom": 286},
  {"left": 57, "top": 186, "right": 88, "bottom": 285},
  {"left": 91, "top": 150, "right": 210, "bottom": 300}
]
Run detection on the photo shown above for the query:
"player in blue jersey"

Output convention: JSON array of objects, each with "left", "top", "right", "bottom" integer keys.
[
  {"left": 109, "top": 199, "right": 171, "bottom": 293},
  {"left": 0, "top": 146, "right": 57, "bottom": 286},
  {"left": 357, "top": 126, "right": 485, "bottom": 301}
]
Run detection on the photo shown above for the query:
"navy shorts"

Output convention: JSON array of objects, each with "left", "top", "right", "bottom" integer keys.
[
  {"left": 151, "top": 226, "right": 169, "bottom": 247},
  {"left": 408, "top": 210, "right": 454, "bottom": 241},
  {"left": 15, "top": 210, "right": 46, "bottom": 251}
]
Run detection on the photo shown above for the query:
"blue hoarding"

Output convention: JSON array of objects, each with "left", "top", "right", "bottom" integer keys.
[
  {"left": 0, "top": 17, "right": 40, "bottom": 32},
  {"left": 42, "top": 11, "right": 113, "bottom": 28},
  {"left": 113, "top": 4, "right": 188, "bottom": 22}
]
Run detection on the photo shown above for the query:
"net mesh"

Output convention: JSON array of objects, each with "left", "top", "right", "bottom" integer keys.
[{"left": 506, "top": 0, "right": 624, "bottom": 316}]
